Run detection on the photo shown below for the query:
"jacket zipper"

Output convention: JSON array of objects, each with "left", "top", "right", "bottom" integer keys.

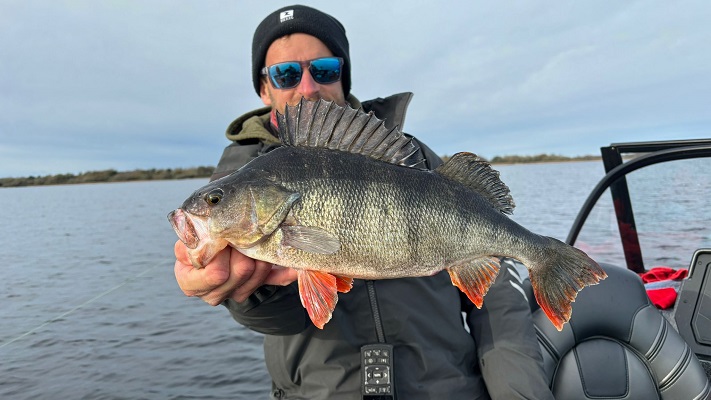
[{"left": 366, "top": 280, "right": 386, "bottom": 343}]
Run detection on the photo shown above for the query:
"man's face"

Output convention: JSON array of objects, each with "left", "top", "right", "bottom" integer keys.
[{"left": 259, "top": 33, "right": 347, "bottom": 113}]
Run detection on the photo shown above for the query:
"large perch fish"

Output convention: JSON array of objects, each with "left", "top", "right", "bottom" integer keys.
[{"left": 169, "top": 98, "right": 606, "bottom": 330}]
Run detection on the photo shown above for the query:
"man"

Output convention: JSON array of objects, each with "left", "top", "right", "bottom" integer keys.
[{"left": 173, "top": 5, "right": 553, "bottom": 399}]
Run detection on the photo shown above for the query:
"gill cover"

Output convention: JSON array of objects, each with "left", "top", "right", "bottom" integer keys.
[{"left": 225, "top": 182, "right": 302, "bottom": 248}]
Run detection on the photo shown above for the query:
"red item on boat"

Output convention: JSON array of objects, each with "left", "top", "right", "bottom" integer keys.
[
  {"left": 645, "top": 287, "right": 678, "bottom": 309},
  {"left": 639, "top": 267, "right": 688, "bottom": 283},
  {"left": 638, "top": 267, "right": 688, "bottom": 309}
]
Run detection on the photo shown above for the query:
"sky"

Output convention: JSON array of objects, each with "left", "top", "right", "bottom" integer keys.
[{"left": 2, "top": 1, "right": 710, "bottom": 178}]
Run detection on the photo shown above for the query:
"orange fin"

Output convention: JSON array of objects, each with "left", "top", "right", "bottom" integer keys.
[
  {"left": 297, "top": 270, "right": 339, "bottom": 329},
  {"left": 528, "top": 239, "right": 608, "bottom": 331},
  {"left": 335, "top": 275, "right": 353, "bottom": 293},
  {"left": 447, "top": 257, "right": 501, "bottom": 308}
]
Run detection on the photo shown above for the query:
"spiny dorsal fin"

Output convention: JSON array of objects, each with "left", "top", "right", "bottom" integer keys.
[
  {"left": 276, "top": 98, "right": 426, "bottom": 169},
  {"left": 436, "top": 152, "right": 515, "bottom": 214}
]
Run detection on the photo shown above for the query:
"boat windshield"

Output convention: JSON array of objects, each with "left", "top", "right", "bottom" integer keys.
[{"left": 574, "top": 157, "right": 711, "bottom": 270}]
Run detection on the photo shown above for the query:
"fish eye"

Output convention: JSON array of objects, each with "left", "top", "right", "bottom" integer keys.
[{"left": 205, "top": 189, "right": 224, "bottom": 205}]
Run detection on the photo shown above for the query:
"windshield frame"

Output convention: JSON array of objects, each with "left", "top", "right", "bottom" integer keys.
[{"left": 566, "top": 139, "right": 711, "bottom": 272}]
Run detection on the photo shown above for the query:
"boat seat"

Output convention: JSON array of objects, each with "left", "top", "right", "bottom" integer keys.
[{"left": 526, "top": 263, "right": 711, "bottom": 400}]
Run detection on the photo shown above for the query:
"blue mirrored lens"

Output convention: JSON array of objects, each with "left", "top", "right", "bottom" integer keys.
[
  {"left": 267, "top": 62, "right": 302, "bottom": 89},
  {"left": 309, "top": 58, "right": 342, "bottom": 84}
]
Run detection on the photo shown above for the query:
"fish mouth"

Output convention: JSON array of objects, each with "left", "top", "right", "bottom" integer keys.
[{"left": 168, "top": 209, "right": 205, "bottom": 249}]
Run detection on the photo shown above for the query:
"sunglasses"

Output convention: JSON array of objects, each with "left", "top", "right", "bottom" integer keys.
[{"left": 261, "top": 57, "right": 344, "bottom": 89}]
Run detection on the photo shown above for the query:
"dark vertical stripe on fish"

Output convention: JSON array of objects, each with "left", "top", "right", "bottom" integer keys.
[{"left": 406, "top": 180, "right": 422, "bottom": 266}]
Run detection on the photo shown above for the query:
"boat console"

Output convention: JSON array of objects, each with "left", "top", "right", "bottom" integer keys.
[{"left": 676, "top": 249, "right": 711, "bottom": 363}]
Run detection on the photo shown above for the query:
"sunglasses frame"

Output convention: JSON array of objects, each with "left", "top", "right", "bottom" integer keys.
[{"left": 260, "top": 57, "right": 344, "bottom": 90}]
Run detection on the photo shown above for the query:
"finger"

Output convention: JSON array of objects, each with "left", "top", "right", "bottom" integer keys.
[
  {"left": 174, "top": 247, "right": 231, "bottom": 298},
  {"left": 229, "top": 256, "right": 274, "bottom": 303},
  {"left": 174, "top": 240, "right": 190, "bottom": 265},
  {"left": 174, "top": 261, "right": 227, "bottom": 299},
  {"left": 202, "top": 249, "right": 264, "bottom": 305},
  {"left": 263, "top": 265, "right": 298, "bottom": 286},
  {"left": 226, "top": 249, "right": 262, "bottom": 284}
]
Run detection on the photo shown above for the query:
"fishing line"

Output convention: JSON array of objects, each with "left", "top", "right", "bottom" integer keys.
[{"left": 0, "top": 261, "right": 165, "bottom": 350}]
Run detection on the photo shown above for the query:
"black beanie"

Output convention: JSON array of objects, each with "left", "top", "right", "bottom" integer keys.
[{"left": 252, "top": 5, "right": 351, "bottom": 97}]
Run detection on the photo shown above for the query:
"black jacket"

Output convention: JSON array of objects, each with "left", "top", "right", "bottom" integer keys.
[{"left": 217, "top": 93, "right": 553, "bottom": 399}]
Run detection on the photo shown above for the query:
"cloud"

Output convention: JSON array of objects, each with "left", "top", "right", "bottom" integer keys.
[{"left": 1, "top": 0, "right": 710, "bottom": 177}]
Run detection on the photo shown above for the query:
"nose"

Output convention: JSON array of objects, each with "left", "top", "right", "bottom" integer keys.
[{"left": 296, "top": 68, "right": 320, "bottom": 99}]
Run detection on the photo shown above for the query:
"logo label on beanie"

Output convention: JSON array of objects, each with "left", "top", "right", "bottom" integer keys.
[{"left": 280, "top": 10, "right": 294, "bottom": 23}]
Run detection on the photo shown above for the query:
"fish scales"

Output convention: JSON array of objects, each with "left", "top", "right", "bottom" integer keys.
[{"left": 231, "top": 145, "right": 543, "bottom": 279}]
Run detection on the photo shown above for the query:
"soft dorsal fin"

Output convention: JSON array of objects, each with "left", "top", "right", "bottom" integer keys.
[
  {"left": 436, "top": 152, "right": 515, "bottom": 214},
  {"left": 276, "top": 98, "right": 426, "bottom": 169}
]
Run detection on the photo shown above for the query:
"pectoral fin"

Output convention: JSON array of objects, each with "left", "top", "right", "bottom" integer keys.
[
  {"left": 281, "top": 225, "right": 341, "bottom": 254},
  {"left": 297, "top": 270, "right": 340, "bottom": 329},
  {"left": 447, "top": 257, "right": 501, "bottom": 308}
]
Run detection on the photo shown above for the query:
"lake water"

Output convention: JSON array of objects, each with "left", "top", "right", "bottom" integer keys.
[{"left": 1, "top": 159, "right": 708, "bottom": 399}]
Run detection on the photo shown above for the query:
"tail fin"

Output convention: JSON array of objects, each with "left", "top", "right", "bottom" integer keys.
[{"left": 528, "top": 237, "right": 607, "bottom": 331}]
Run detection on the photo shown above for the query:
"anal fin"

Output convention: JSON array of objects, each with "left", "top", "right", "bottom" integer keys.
[
  {"left": 297, "top": 270, "right": 340, "bottom": 329},
  {"left": 447, "top": 257, "right": 501, "bottom": 308},
  {"left": 335, "top": 275, "right": 353, "bottom": 293}
]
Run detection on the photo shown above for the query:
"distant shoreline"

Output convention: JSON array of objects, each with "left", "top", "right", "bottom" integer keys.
[
  {"left": 1, "top": 154, "right": 601, "bottom": 188},
  {"left": 0, "top": 167, "right": 215, "bottom": 188},
  {"left": 447, "top": 154, "right": 601, "bottom": 165},
  {"left": 489, "top": 156, "right": 602, "bottom": 166}
]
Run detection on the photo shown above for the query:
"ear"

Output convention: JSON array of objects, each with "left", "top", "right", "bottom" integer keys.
[{"left": 259, "top": 78, "right": 272, "bottom": 106}]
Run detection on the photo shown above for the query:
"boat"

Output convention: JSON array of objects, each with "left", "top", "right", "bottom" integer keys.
[{"left": 522, "top": 139, "right": 711, "bottom": 399}]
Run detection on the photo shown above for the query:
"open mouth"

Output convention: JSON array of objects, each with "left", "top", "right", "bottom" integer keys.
[{"left": 168, "top": 209, "right": 201, "bottom": 249}]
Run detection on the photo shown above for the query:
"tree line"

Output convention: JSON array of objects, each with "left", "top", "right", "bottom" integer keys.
[
  {"left": 0, "top": 166, "right": 215, "bottom": 188},
  {"left": 441, "top": 153, "right": 599, "bottom": 164},
  {"left": 488, "top": 153, "right": 599, "bottom": 164}
]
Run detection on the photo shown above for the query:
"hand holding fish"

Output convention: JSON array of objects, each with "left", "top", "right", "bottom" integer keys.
[{"left": 173, "top": 240, "right": 297, "bottom": 305}]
